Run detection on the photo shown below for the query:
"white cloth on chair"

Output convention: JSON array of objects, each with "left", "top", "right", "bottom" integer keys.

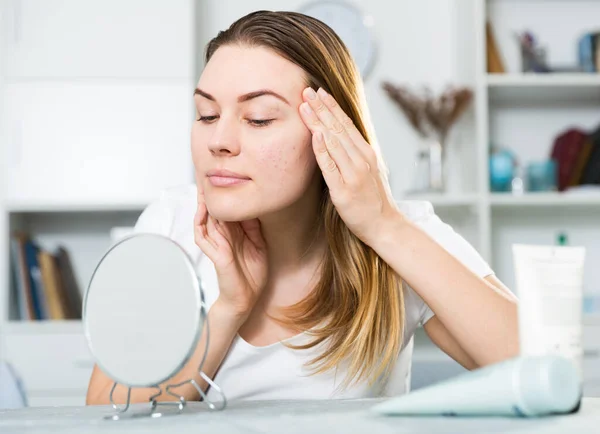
[{"left": 0, "top": 360, "right": 27, "bottom": 409}]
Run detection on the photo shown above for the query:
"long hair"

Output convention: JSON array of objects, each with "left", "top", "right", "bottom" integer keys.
[{"left": 205, "top": 10, "right": 404, "bottom": 389}]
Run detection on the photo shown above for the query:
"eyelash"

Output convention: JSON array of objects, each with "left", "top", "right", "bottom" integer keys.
[{"left": 196, "top": 116, "right": 274, "bottom": 128}]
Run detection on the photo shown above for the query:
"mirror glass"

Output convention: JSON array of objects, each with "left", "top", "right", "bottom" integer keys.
[{"left": 83, "top": 234, "right": 204, "bottom": 388}]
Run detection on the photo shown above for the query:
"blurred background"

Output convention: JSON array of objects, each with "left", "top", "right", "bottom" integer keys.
[{"left": 0, "top": 0, "right": 599, "bottom": 408}]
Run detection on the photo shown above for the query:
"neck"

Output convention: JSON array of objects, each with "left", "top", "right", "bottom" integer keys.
[{"left": 259, "top": 177, "right": 326, "bottom": 276}]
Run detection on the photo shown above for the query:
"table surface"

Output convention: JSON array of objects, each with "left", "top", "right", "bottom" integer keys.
[{"left": 1, "top": 397, "right": 599, "bottom": 434}]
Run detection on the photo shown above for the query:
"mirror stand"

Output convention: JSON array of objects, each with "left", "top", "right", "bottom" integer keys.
[{"left": 104, "top": 314, "right": 227, "bottom": 420}]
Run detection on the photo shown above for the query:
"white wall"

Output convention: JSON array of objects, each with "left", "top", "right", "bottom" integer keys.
[
  {"left": 0, "top": 0, "right": 8, "bottom": 326},
  {"left": 195, "top": 0, "right": 478, "bottom": 196}
]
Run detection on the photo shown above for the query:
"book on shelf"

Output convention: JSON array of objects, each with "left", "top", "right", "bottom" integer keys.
[
  {"left": 551, "top": 124, "right": 600, "bottom": 191},
  {"left": 551, "top": 129, "right": 588, "bottom": 191},
  {"left": 578, "top": 31, "right": 600, "bottom": 73},
  {"left": 580, "top": 127, "right": 600, "bottom": 185},
  {"left": 9, "top": 232, "right": 82, "bottom": 321}
]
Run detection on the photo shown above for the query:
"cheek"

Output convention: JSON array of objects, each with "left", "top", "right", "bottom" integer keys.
[
  {"left": 190, "top": 124, "right": 209, "bottom": 167},
  {"left": 255, "top": 132, "right": 316, "bottom": 181}
]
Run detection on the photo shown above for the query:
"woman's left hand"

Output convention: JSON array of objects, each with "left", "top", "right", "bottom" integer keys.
[{"left": 298, "top": 86, "right": 402, "bottom": 246}]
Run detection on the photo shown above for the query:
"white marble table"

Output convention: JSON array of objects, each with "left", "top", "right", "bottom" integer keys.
[{"left": 1, "top": 398, "right": 599, "bottom": 434}]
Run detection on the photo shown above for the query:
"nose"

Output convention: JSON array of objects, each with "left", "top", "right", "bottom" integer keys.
[{"left": 207, "top": 117, "right": 240, "bottom": 157}]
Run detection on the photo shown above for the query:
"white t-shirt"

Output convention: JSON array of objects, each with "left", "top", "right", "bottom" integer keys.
[{"left": 133, "top": 184, "right": 493, "bottom": 401}]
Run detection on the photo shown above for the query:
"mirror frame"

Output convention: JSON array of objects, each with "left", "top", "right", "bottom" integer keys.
[{"left": 82, "top": 233, "right": 206, "bottom": 388}]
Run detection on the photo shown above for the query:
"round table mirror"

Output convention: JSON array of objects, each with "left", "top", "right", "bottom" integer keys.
[{"left": 83, "top": 233, "right": 224, "bottom": 418}]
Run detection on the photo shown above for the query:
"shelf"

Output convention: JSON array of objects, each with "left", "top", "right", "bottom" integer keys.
[
  {"left": 487, "top": 74, "right": 600, "bottom": 87},
  {"left": 486, "top": 74, "right": 600, "bottom": 103},
  {"left": 489, "top": 192, "right": 600, "bottom": 207},
  {"left": 399, "top": 193, "right": 479, "bottom": 208},
  {"left": 5, "top": 199, "right": 151, "bottom": 213},
  {"left": 2, "top": 320, "right": 83, "bottom": 335}
]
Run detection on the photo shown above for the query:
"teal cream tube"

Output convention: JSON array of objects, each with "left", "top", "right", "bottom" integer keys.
[{"left": 371, "top": 355, "right": 581, "bottom": 417}]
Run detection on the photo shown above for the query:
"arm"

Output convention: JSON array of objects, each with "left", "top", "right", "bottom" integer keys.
[
  {"left": 86, "top": 300, "right": 243, "bottom": 405},
  {"left": 294, "top": 87, "right": 518, "bottom": 368},
  {"left": 423, "top": 275, "right": 519, "bottom": 370},
  {"left": 373, "top": 215, "right": 519, "bottom": 368}
]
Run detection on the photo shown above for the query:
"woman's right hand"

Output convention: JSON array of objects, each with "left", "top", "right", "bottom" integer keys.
[{"left": 193, "top": 183, "right": 268, "bottom": 319}]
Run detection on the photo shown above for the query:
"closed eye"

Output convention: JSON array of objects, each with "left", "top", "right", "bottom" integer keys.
[
  {"left": 247, "top": 119, "right": 275, "bottom": 128},
  {"left": 196, "top": 116, "right": 275, "bottom": 128},
  {"left": 197, "top": 115, "right": 218, "bottom": 123}
]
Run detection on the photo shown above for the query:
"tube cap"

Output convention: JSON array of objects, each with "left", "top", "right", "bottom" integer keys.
[{"left": 518, "top": 356, "right": 581, "bottom": 416}]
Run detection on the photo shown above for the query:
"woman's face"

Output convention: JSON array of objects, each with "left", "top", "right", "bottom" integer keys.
[{"left": 192, "top": 45, "right": 318, "bottom": 222}]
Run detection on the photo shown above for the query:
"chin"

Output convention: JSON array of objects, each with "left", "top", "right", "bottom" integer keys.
[{"left": 205, "top": 194, "right": 259, "bottom": 222}]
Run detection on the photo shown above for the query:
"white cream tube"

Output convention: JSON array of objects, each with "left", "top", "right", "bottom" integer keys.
[
  {"left": 371, "top": 356, "right": 581, "bottom": 417},
  {"left": 512, "top": 244, "right": 586, "bottom": 380}
]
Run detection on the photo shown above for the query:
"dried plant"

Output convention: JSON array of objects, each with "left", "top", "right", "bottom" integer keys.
[{"left": 381, "top": 81, "right": 473, "bottom": 149}]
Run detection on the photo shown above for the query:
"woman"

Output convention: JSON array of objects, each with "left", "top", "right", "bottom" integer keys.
[{"left": 86, "top": 10, "right": 518, "bottom": 405}]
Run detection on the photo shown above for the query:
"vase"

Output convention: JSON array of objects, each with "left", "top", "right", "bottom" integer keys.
[{"left": 409, "top": 139, "right": 446, "bottom": 194}]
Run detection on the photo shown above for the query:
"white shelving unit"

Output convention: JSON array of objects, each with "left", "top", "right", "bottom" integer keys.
[
  {"left": 490, "top": 192, "right": 600, "bottom": 207},
  {"left": 473, "top": 0, "right": 600, "bottom": 287},
  {"left": 479, "top": 0, "right": 600, "bottom": 396},
  {"left": 417, "top": 0, "right": 600, "bottom": 397},
  {"left": 0, "top": 0, "right": 198, "bottom": 406}
]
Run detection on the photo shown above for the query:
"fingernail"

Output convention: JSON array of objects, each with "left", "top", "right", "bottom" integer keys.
[
  {"left": 317, "top": 88, "right": 328, "bottom": 98},
  {"left": 306, "top": 87, "right": 317, "bottom": 100},
  {"left": 302, "top": 102, "right": 313, "bottom": 115}
]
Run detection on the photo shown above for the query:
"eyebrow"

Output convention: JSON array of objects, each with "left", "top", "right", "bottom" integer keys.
[{"left": 193, "top": 88, "right": 290, "bottom": 105}]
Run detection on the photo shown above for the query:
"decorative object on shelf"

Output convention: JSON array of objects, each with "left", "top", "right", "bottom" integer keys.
[
  {"left": 516, "top": 30, "right": 598, "bottom": 74},
  {"left": 486, "top": 21, "right": 505, "bottom": 73},
  {"left": 489, "top": 147, "right": 516, "bottom": 192},
  {"left": 510, "top": 164, "right": 526, "bottom": 196},
  {"left": 517, "top": 31, "right": 550, "bottom": 73},
  {"left": 382, "top": 82, "right": 473, "bottom": 193},
  {"left": 84, "top": 233, "right": 226, "bottom": 419},
  {"left": 298, "top": 1, "right": 377, "bottom": 79},
  {"left": 527, "top": 160, "right": 558, "bottom": 192}
]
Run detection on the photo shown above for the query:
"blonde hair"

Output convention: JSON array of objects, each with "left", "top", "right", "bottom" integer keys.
[{"left": 205, "top": 10, "right": 404, "bottom": 388}]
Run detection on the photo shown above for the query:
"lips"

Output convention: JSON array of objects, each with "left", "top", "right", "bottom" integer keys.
[
  {"left": 206, "top": 169, "right": 250, "bottom": 180},
  {"left": 206, "top": 169, "right": 251, "bottom": 187}
]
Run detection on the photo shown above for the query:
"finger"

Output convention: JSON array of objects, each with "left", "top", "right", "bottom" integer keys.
[
  {"left": 312, "top": 131, "right": 343, "bottom": 191},
  {"left": 300, "top": 88, "right": 363, "bottom": 167},
  {"left": 195, "top": 173, "right": 205, "bottom": 204},
  {"left": 304, "top": 87, "right": 365, "bottom": 164},
  {"left": 300, "top": 103, "right": 356, "bottom": 184},
  {"left": 240, "top": 219, "right": 266, "bottom": 250},
  {"left": 314, "top": 87, "right": 373, "bottom": 156},
  {"left": 206, "top": 214, "right": 221, "bottom": 248},
  {"left": 214, "top": 219, "right": 236, "bottom": 250},
  {"left": 194, "top": 204, "right": 219, "bottom": 257}
]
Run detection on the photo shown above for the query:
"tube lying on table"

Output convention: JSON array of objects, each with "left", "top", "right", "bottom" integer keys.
[{"left": 371, "top": 355, "right": 581, "bottom": 417}]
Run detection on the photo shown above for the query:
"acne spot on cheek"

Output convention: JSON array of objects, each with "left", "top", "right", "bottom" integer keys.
[
  {"left": 256, "top": 147, "right": 283, "bottom": 171},
  {"left": 257, "top": 141, "right": 306, "bottom": 176}
]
